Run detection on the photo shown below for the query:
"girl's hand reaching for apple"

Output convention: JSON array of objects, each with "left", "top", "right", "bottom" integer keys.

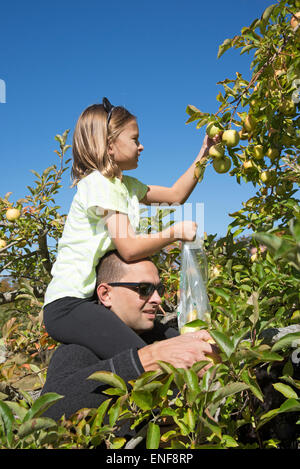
[{"left": 199, "top": 134, "right": 222, "bottom": 161}]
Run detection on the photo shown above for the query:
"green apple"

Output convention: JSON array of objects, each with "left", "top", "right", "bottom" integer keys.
[
  {"left": 6, "top": 208, "right": 21, "bottom": 222},
  {"left": 253, "top": 145, "right": 264, "bottom": 160},
  {"left": 275, "top": 183, "right": 286, "bottom": 196},
  {"left": 243, "top": 115, "right": 257, "bottom": 133},
  {"left": 279, "top": 100, "right": 296, "bottom": 116},
  {"left": 222, "top": 129, "right": 240, "bottom": 148},
  {"left": 260, "top": 170, "right": 276, "bottom": 185},
  {"left": 208, "top": 143, "right": 225, "bottom": 158},
  {"left": 0, "top": 239, "right": 7, "bottom": 249},
  {"left": 213, "top": 157, "right": 231, "bottom": 174},
  {"left": 267, "top": 148, "right": 280, "bottom": 161},
  {"left": 205, "top": 353, "right": 221, "bottom": 364},
  {"left": 206, "top": 122, "right": 222, "bottom": 138}
]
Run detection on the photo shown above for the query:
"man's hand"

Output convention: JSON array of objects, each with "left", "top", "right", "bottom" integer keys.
[{"left": 138, "top": 330, "right": 219, "bottom": 376}]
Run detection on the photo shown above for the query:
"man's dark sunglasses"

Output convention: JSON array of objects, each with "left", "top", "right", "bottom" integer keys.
[{"left": 107, "top": 282, "right": 165, "bottom": 297}]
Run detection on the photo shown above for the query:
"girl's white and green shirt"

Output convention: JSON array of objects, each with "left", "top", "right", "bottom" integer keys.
[{"left": 44, "top": 170, "right": 148, "bottom": 306}]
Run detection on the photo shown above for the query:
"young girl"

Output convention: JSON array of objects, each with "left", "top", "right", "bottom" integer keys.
[{"left": 43, "top": 97, "right": 216, "bottom": 358}]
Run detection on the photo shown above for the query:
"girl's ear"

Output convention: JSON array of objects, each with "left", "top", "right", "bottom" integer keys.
[
  {"left": 97, "top": 283, "right": 113, "bottom": 307},
  {"left": 107, "top": 140, "right": 115, "bottom": 157}
]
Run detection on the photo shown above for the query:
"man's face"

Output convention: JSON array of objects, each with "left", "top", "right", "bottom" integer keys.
[{"left": 97, "top": 260, "right": 162, "bottom": 334}]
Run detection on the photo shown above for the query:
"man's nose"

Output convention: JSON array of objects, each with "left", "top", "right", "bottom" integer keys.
[{"left": 149, "top": 289, "right": 162, "bottom": 304}]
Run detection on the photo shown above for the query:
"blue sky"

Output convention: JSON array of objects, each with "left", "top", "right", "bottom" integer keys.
[{"left": 0, "top": 0, "right": 275, "bottom": 237}]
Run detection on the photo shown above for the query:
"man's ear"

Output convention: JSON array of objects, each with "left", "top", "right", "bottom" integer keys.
[{"left": 97, "top": 283, "right": 113, "bottom": 308}]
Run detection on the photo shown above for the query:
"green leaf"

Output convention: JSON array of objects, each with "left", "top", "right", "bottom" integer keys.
[
  {"left": 4, "top": 401, "right": 28, "bottom": 422},
  {"left": 217, "top": 38, "right": 232, "bottom": 59},
  {"left": 261, "top": 4, "right": 276, "bottom": 23},
  {"left": 158, "top": 374, "right": 174, "bottom": 399},
  {"left": 211, "top": 382, "right": 249, "bottom": 405},
  {"left": 91, "top": 399, "right": 112, "bottom": 431},
  {"left": 18, "top": 417, "right": 57, "bottom": 438},
  {"left": 211, "top": 287, "right": 231, "bottom": 302},
  {"left": 23, "top": 393, "right": 63, "bottom": 422},
  {"left": 88, "top": 371, "right": 127, "bottom": 393},
  {"left": 241, "top": 369, "right": 264, "bottom": 402},
  {"left": 198, "top": 415, "right": 222, "bottom": 439},
  {"left": 210, "top": 330, "right": 234, "bottom": 359},
  {"left": 108, "top": 397, "right": 122, "bottom": 427},
  {"left": 273, "top": 383, "right": 298, "bottom": 400},
  {"left": 132, "top": 390, "right": 153, "bottom": 411},
  {"left": 278, "top": 398, "right": 300, "bottom": 413},
  {"left": 146, "top": 422, "right": 160, "bottom": 449},
  {"left": 157, "top": 361, "right": 178, "bottom": 375},
  {"left": 183, "top": 369, "right": 200, "bottom": 393},
  {"left": 110, "top": 437, "right": 126, "bottom": 449},
  {"left": 240, "top": 44, "right": 254, "bottom": 55},
  {"left": 0, "top": 401, "right": 14, "bottom": 447},
  {"left": 133, "top": 370, "right": 163, "bottom": 390},
  {"left": 271, "top": 332, "right": 300, "bottom": 353}
]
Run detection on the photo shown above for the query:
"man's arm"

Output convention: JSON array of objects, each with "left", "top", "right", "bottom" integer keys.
[{"left": 41, "top": 344, "right": 145, "bottom": 421}]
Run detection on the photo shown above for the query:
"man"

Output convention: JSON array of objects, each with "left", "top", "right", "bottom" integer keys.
[{"left": 41, "top": 251, "right": 215, "bottom": 424}]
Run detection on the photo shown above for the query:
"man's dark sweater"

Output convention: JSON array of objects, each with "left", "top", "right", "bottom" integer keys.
[{"left": 41, "top": 321, "right": 178, "bottom": 424}]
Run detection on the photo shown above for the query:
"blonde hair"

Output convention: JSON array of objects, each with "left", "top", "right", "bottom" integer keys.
[{"left": 71, "top": 103, "right": 136, "bottom": 185}]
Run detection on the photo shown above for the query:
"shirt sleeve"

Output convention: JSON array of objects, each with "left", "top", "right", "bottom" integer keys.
[
  {"left": 82, "top": 171, "right": 129, "bottom": 216},
  {"left": 123, "top": 176, "right": 149, "bottom": 202}
]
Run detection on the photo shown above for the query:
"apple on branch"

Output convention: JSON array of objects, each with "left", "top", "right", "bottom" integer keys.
[
  {"left": 213, "top": 157, "right": 231, "bottom": 174},
  {"left": 6, "top": 208, "right": 21, "bottom": 222},
  {"left": 208, "top": 143, "right": 225, "bottom": 158},
  {"left": 222, "top": 129, "right": 240, "bottom": 148},
  {"left": 0, "top": 239, "right": 7, "bottom": 249}
]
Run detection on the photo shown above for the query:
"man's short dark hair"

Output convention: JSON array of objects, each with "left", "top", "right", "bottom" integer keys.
[{"left": 96, "top": 250, "right": 127, "bottom": 286}]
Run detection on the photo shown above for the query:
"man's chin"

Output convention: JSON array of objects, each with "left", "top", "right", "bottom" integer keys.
[{"left": 135, "top": 320, "right": 155, "bottom": 335}]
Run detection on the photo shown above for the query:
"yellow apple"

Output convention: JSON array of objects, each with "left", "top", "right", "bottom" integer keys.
[
  {"left": 213, "top": 157, "right": 231, "bottom": 174},
  {"left": 243, "top": 115, "right": 257, "bottom": 133},
  {"left": 208, "top": 143, "right": 225, "bottom": 158},
  {"left": 0, "top": 239, "right": 7, "bottom": 249},
  {"left": 253, "top": 145, "right": 264, "bottom": 160},
  {"left": 250, "top": 253, "right": 258, "bottom": 262},
  {"left": 243, "top": 160, "right": 254, "bottom": 170},
  {"left": 180, "top": 325, "right": 201, "bottom": 334},
  {"left": 267, "top": 148, "right": 280, "bottom": 161},
  {"left": 187, "top": 309, "right": 198, "bottom": 322},
  {"left": 222, "top": 129, "right": 240, "bottom": 148},
  {"left": 6, "top": 208, "right": 21, "bottom": 222},
  {"left": 206, "top": 122, "right": 222, "bottom": 138}
]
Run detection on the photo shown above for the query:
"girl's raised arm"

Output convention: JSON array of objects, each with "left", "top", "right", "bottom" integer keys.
[{"left": 140, "top": 135, "right": 220, "bottom": 206}]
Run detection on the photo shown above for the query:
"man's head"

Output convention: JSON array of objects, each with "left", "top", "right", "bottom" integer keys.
[{"left": 96, "top": 251, "right": 163, "bottom": 334}]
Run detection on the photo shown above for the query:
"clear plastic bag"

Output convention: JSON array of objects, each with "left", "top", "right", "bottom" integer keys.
[{"left": 177, "top": 237, "right": 211, "bottom": 333}]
